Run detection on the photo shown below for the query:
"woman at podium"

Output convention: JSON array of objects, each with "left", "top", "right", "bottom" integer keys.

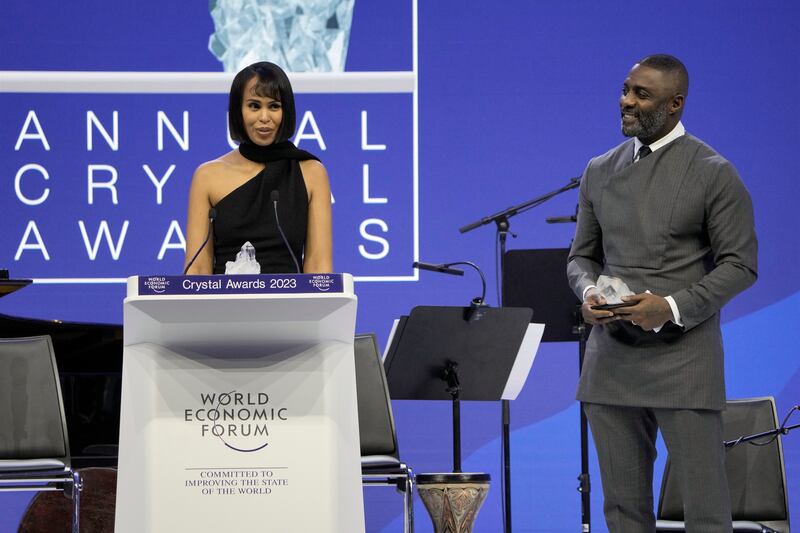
[{"left": 183, "top": 61, "right": 333, "bottom": 275}]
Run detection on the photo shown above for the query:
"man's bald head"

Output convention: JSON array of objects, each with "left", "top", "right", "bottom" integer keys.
[{"left": 637, "top": 54, "right": 689, "bottom": 97}]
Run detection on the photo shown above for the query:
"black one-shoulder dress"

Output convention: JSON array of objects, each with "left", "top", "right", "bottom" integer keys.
[{"left": 212, "top": 159, "right": 308, "bottom": 274}]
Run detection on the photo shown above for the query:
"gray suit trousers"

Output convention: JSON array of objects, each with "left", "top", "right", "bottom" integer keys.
[{"left": 583, "top": 403, "right": 732, "bottom": 533}]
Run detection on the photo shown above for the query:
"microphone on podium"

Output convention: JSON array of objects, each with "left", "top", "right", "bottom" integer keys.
[
  {"left": 183, "top": 208, "right": 216, "bottom": 275},
  {"left": 271, "top": 190, "right": 301, "bottom": 274}
]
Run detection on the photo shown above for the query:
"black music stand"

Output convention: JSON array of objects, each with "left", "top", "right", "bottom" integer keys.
[
  {"left": 384, "top": 305, "right": 535, "bottom": 474},
  {"left": 385, "top": 305, "right": 538, "bottom": 533},
  {"left": 502, "top": 248, "right": 592, "bottom": 531},
  {"left": 503, "top": 248, "right": 580, "bottom": 342}
]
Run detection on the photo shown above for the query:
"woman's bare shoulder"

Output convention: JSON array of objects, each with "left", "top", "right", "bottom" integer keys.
[
  {"left": 299, "top": 159, "right": 329, "bottom": 184},
  {"left": 192, "top": 150, "right": 250, "bottom": 184},
  {"left": 194, "top": 151, "right": 238, "bottom": 176}
]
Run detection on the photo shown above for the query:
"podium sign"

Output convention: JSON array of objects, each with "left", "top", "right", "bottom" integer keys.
[{"left": 115, "top": 274, "right": 364, "bottom": 532}]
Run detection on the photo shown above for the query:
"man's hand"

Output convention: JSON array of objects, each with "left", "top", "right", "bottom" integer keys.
[
  {"left": 615, "top": 292, "right": 673, "bottom": 331},
  {"left": 580, "top": 287, "right": 620, "bottom": 326}
]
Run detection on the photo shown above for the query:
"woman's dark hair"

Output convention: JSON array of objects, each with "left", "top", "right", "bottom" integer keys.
[{"left": 228, "top": 61, "right": 296, "bottom": 144}]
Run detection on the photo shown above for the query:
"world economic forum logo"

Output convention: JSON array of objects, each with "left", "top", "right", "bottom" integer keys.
[
  {"left": 184, "top": 390, "right": 289, "bottom": 453},
  {"left": 309, "top": 274, "right": 336, "bottom": 292},
  {"left": 142, "top": 276, "right": 169, "bottom": 294}
]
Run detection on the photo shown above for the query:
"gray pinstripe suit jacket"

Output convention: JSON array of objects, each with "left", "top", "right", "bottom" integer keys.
[{"left": 567, "top": 134, "right": 757, "bottom": 410}]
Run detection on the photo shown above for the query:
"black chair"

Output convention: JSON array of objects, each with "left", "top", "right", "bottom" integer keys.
[
  {"left": 657, "top": 397, "right": 790, "bottom": 532},
  {"left": 0, "top": 335, "right": 82, "bottom": 533},
  {"left": 354, "top": 333, "right": 414, "bottom": 533}
]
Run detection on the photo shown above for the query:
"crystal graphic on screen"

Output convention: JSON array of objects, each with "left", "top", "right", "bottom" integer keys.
[{"left": 209, "top": 0, "right": 355, "bottom": 72}]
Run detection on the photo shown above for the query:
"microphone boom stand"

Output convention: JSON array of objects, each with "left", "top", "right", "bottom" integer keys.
[
  {"left": 459, "top": 177, "right": 581, "bottom": 533},
  {"left": 725, "top": 422, "right": 800, "bottom": 448}
]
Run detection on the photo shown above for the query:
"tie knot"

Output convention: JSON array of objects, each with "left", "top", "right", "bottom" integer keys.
[{"left": 637, "top": 145, "right": 652, "bottom": 161}]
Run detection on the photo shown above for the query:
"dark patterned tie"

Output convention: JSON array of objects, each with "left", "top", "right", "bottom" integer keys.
[{"left": 636, "top": 145, "right": 652, "bottom": 161}]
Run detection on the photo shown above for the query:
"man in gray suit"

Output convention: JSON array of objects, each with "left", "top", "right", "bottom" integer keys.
[{"left": 567, "top": 54, "right": 758, "bottom": 532}]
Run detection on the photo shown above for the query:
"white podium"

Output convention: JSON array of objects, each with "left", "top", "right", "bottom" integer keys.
[{"left": 115, "top": 274, "right": 365, "bottom": 533}]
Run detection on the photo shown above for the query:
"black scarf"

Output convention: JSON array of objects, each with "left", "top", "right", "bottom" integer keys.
[{"left": 238, "top": 140, "right": 320, "bottom": 163}]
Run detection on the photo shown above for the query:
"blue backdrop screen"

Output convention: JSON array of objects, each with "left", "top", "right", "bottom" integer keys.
[{"left": 1, "top": 1, "right": 798, "bottom": 531}]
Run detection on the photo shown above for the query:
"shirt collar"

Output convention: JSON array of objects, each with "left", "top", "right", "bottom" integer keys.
[{"left": 633, "top": 121, "right": 686, "bottom": 156}]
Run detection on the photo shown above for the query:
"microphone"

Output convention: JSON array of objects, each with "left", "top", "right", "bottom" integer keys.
[
  {"left": 413, "top": 260, "right": 489, "bottom": 321},
  {"left": 412, "top": 261, "right": 465, "bottom": 276},
  {"left": 545, "top": 215, "right": 577, "bottom": 223},
  {"left": 183, "top": 208, "right": 216, "bottom": 275},
  {"left": 271, "top": 190, "right": 301, "bottom": 274},
  {"left": 546, "top": 201, "right": 579, "bottom": 224},
  {"left": 464, "top": 296, "right": 489, "bottom": 322}
]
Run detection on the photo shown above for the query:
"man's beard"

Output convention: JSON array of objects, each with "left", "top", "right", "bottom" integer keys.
[{"left": 621, "top": 101, "right": 668, "bottom": 139}]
